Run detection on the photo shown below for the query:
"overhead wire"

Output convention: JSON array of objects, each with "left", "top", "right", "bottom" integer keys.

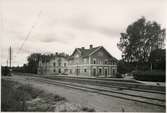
[
  {"left": 17, "top": 10, "right": 42, "bottom": 55},
  {"left": 11, "top": 10, "right": 42, "bottom": 66}
]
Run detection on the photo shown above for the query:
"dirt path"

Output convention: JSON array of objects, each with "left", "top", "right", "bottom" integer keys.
[{"left": 6, "top": 75, "right": 165, "bottom": 112}]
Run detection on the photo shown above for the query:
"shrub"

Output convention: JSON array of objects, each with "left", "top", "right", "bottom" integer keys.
[
  {"left": 116, "top": 72, "right": 123, "bottom": 78},
  {"left": 81, "top": 107, "right": 95, "bottom": 112},
  {"left": 54, "top": 94, "right": 66, "bottom": 101},
  {"left": 133, "top": 70, "right": 165, "bottom": 82}
]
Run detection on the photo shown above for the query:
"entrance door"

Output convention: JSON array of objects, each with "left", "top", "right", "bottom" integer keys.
[
  {"left": 59, "top": 69, "right": 61, "bottom": 74},
  {"left": 105, "top": 69, "right": 108, "bottom": 77},
  {"left": 93, "top": 68, "right": 96, "bottom": 76},
  {"left": 99, "top": 68, "right": 102, "bottom": 76},
  {"left": 76, "top": 69, "right": 80, "bottom": 75}
]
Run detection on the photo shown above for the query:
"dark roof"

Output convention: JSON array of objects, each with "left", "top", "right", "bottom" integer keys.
[
  {"left": 68, "top": 47, "right": 100, "bottom": 60},
  {"left": 69, "top": 46, "right": 118, "bottom": 62},
  {"left": 78, "top": 46, "right": 101, "bottom": 57}
]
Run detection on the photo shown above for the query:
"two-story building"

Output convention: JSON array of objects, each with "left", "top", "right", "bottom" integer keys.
[
  {"left": 68, "top": 45, "right": 118, "bottom": 77},
  {"left": 37, "top": 54, "right": 68, "bottom": 75}
]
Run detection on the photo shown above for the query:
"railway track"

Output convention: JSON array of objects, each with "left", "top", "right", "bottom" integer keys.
[
  {"left": 30, "top": 77, "right": 165, "bottom": 108},
  {"left": 44, "top": 76, "right": 165, "bottom": 94},
  {"left": 13, "top": 72, "right": 165, "bottom": 93}
]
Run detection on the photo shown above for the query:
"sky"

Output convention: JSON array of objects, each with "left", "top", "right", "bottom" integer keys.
[{"left": 0, "top": 0, "right": 166, "bottom": 66}]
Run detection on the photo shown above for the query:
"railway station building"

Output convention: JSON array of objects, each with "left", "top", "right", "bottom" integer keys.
[{"left": 68, "top": 45, "right": 118, "bottom": 77}]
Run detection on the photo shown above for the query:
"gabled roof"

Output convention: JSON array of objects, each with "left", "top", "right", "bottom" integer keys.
[
  {"left": 78, "top": 46, "right": 101, "bottom": 57},
  {"left": 70, "top": 46, "right": 101, "bottom": 59},
  {"left": 70, "top": 46, "right": 118, "bottom": 61}
]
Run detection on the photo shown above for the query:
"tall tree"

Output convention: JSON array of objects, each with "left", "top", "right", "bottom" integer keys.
[
  {"left": 27, "top": 53, "right": 41, "bottom": 73},
  {"left": 117, "top": 17, "right": 165, "bottom": 63}
]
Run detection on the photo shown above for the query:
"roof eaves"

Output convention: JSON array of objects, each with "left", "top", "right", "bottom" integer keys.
[{"left": 76, "top": 48, "right": 82, "bottom": 54}]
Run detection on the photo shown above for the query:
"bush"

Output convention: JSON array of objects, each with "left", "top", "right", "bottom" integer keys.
[
  {"left": 117, "top": 60, "right": 135, "bottom": 74},
  {"left": 81, "top": 107, "right": 95, "bottom": 112},
  {"left": 54, "top": 94, "right": 66, "bottom": 101},
  {"left": 133, "top": 70, "right": 165, "bottom": 82},
  {"left": 116, "top": 72, "right": 123, "bottom": 78}
]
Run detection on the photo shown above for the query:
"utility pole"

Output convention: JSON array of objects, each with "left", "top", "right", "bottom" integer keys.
[
  {"left": 6, "top": 60, "right": 8, "bottom": 67},
  {"left": 9, "top": 46, "right": 12, "bottom": 68}
]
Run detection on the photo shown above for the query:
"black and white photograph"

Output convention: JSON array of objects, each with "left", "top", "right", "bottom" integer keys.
[{"left": 0, "top": 0, "right": 166, "bottom": 112}]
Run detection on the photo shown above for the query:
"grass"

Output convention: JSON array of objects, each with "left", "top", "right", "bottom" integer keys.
[
  {"left": 1, "top": 79, "right": 52, "bottom": 111},
  {"left": 1, "top": 79, "right": 29, "bottom": 111},
  {"left": 1, "top": 79, "right": 96, "bottom": 112}
]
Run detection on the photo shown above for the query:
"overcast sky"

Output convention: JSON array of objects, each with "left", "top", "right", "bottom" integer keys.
[{"left": 0, "top": 0, "right": 166, "bottom": 66}]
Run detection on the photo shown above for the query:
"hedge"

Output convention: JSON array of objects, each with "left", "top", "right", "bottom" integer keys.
[{"left": 133, "top": 70, "right": 165, "bottom": 82}]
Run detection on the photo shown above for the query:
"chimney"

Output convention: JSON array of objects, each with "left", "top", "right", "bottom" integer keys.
[
  {"left": 89, "top": 44, "right": 93, "bottom": 49},
  {"left": 81, "top": 47, "right": 85, "bottom": 50}
]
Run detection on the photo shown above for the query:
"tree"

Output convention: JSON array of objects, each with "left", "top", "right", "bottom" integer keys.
[
  {"left": 27, "top": 53, "right": 41, "bottom": 73},
  {"left": 149, "top": 49, "right": 166, "bottom": 70},
  {"left": 117, "top": 17, "right": 165, "bottom": 64},
  {"left": 117, "top": 60, "right": 135, "bottom": 74}
]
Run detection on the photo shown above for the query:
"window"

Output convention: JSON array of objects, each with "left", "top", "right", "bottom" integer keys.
[
  {"left": 64, "top": 63, "right": 66, "bottom": 67},
  {"left": 84, "top": 68, "right": 87, "bottom": 72},
  {"left": 84, "top": 58, "right": 87, "bottom": 64},
  {"left": 76, "top": 69, "right": 80, "bottom": 75},
  {"left": 93, "top": 59, "right": 96, "bottom": 64},
  {"left": 100, "top": 60, "right": 102, "bottom": 64},
  {"left": 70, "top": 69, "right": 72, "bottom": 74},
  {"left": 59, "top": 69, "right": 61, "bottom": 73},
  {"left": 112, "top": 61, "right": 115, "bottom": 65},
  {"left": 113, "top": 69, "right": 116, "bottom": 75},
  {"left": 53, "top": 69, "right": 55, "bottom": 72},
  {"left": 99, "top": 68, "right": 102, "bottom": 75},
  {"left": 53, "top": 62, "right": 56, "bottom": 67},
  {"left": 104, "top": 60, "right": 108, "bottom": 64}
]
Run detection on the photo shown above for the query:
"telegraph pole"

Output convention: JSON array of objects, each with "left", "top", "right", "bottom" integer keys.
[
  {"left": 9, "top": 46, "right": 12, "bottom": 68},
  {"left": 6, "top": 60, "right": 8, "bottom": 67}
]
